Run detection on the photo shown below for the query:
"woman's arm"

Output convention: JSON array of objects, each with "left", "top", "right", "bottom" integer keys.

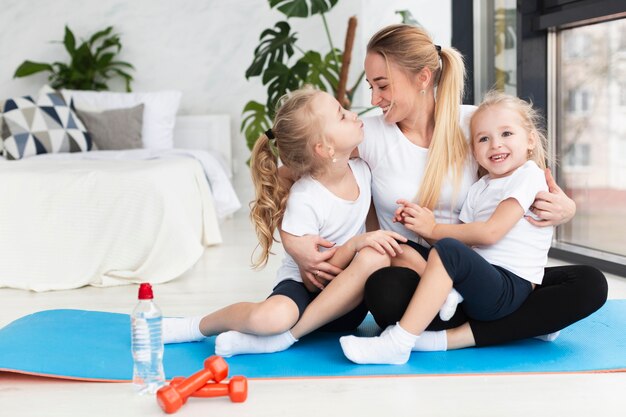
[
  {"left": 399, "top": 199, "right": 525, "bottom": 246},
  {"left": 280, "top": 230, "right": 343, "bottom": 291},
  {"left": 527, "top": 168, "right": 576, "bottom": 227}
]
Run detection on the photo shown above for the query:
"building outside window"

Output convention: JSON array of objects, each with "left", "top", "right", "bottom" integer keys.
[{"left": 556, "top": 18, "right": 626, "bottom": 260}]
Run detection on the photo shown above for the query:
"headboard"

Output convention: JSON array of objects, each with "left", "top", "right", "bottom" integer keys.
[{"left": 173, "top": 115, "right": 232, "bottom": 176}]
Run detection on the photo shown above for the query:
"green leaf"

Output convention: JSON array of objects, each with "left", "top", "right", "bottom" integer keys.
[
  {"left": 396, "top": 10, "right": 421, "bottom": 27},
  {"left": 72, "top": 43, "right": 96, "bottom": 72},
  {"left": 269, "top": 0, "right": 338, "bottom": 18},
  {"left": 262, "top": 60, "right": 309, "bottom": 115},
  {"left": 298, "top": 49, "right": 340, "bottom": 92},
  {"left": 63, "top": 25, "right": 76, "bottom": 54},
  {"left": 245, "top": 21, "right": 297, "bottom": 79},
  {"left": 241, "top": 101, "right": 272, "bottom": 151},
  {"left": 88, "top": 26, "right": 113, "bottom": 47},
  {"left": 109, "top": 61, "right": 135, "bottom": 69},
  {"left": 13, "top": 61, "right": 53, "bottom": 78},
  {"left": 109, "top": 68, "right": 134, "bottom": 92},
  {"left": 95, "top": 36, "right": 122, "bottom": 58},
  {"left": 97, "top": 52, "right": 115, "bottom": 68}
]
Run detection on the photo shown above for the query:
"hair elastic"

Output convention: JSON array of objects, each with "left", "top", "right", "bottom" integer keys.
[
  {"left": 435, "top": 44, "right": 441, "bottom": 55},
  {"left": 265, "top": 129, "right": 275, "bottom": 140}
]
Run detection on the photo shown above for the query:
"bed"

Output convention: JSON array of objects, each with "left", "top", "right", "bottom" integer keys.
[{"left": 0, "top": 111, "right": 241, "bottom": 292}]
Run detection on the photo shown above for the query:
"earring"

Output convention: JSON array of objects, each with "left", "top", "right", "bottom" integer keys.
[
  {"left": 420, "top": 89, "right": 426, "bottom": 95},
  {"left": 528, "top": 149, "right": 534, "bottom": 158},
  {"left": 332, "top": 157, "right": 337, "bottom": 163}
]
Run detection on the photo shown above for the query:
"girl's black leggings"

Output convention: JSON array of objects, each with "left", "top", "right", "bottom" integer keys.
[{"left": 363, "top": 264, "right": 608, "bottom": 346}]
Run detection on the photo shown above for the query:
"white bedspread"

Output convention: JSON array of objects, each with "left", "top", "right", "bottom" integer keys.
[{"left": 0, "top": 150, "right": 241, "bottom": 291}]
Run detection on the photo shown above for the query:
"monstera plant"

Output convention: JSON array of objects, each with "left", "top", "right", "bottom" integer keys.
[
  {"left": 241, "top": 1, "right": 419, "bottom": 152},
  {"left": 13, "top": 25, "right": 135, "bottom": 92},
  {"left": 241, "top": 0, "right": 365, "bottom": 152}
]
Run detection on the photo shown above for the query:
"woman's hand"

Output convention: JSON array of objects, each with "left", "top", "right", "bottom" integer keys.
[
  {"left": 280, "top": 231, "right": 343, "bottom": 291},
  {"left": 395, "top": 199, "right": 437, "bottom": 238},
  {"left": 527, "top": 168, "right": 576, "bottom": 227},
  {"left": 351, "top": 230, "right": 407, "bottom": 256}
]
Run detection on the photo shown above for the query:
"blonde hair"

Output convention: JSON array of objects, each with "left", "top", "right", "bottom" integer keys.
[
  {"left": 470, "top": 90, "right": 550, "bottom": 177},
  {"left": 367, "top": 24, "right": 468, "bottom": 209},
  {"left": 249, "top": 87, "right": 327, "bottom": 268}
]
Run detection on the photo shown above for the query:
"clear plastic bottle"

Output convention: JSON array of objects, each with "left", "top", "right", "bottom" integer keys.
[{"left": 131, "top": 282, "right": 165, "bottom": 394}]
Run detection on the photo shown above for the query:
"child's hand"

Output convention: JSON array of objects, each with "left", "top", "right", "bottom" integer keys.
[
  {"left": 397, "top": 202, "right": 437, "bottom": 238},
  {"left": 352, "top": 230, "right": 407, "bottom": 257},
  {"left": 393, "top": 199, "right": 420, "bottom": 224}
]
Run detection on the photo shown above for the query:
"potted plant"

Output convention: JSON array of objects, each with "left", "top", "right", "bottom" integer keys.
[
  {"left": 240, "top": 0, "right": 363, "bottom": 152},
  {"left": 241, "top": 1, "right": 419, "bottom": 152},
  {"left": 13, "top": 25, "right": 135, "bottom": 92}
]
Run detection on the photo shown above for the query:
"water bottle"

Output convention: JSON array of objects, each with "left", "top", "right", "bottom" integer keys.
[{"left": 131, "top": 282, "right": 165, "bottom": 394}]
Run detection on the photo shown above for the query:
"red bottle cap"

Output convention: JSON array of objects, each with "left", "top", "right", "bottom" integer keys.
[{"left": 138, "top": 283, "right": 154, "bottom": 300}]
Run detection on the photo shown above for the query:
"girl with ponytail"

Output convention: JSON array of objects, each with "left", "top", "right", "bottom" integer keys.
[{"left": 163, "top": 87, "right": 407, "bottom": 356}]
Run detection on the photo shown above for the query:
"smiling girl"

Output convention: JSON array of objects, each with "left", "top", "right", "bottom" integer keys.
[{"left": 340, "top": 91, "right": 556, "bottom": 365}]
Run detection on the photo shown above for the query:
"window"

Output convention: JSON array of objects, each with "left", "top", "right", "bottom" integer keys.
[
  {"left": 564, "top": 33, "right": 590, "bottom": 58},
  {"left": 567, "top": 89, "right": 591, "bottom": 114},
  {"left": 556, "top": 18, "right": 626, "bottom": 263},
  {"left": 564, "top": 143, "right": 591, "bottom": 166}
]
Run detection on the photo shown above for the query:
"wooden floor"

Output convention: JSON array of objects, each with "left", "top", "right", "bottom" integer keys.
[{"left": 1, "top": 176, "right": 625, "bottom": 416}]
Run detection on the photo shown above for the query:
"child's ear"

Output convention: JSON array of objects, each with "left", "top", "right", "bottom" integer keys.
[
  {"left": 314, "top": 142, "right": 333, "bottom": 159},
  {"left": 528, "top": 130, "right": 538, "bottom": 151}
]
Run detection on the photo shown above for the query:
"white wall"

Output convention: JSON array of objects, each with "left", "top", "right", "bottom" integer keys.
[{"left": 0, "top": 0, "right": 450, "bottom": 177}]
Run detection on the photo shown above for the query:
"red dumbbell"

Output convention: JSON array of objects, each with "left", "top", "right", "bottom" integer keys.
[
  {"left": 170, "top": 375, "right": 248, "bottom": 403},
  {"left": 156, "top": 356, "right": 229, "bottom": 414}
]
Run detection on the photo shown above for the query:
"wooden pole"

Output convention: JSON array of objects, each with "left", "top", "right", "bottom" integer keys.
[{"left": 336, "top": 16, "right": 357, "bottom": 108}]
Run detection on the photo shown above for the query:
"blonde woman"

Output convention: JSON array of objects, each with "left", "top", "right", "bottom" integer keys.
[{"left": 282, "top": 24, "right": 607, "bottom": 352}]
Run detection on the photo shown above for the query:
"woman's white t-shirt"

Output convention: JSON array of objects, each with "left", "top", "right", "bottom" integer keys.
[
  {"left": 277, "top": 158, "right": 372, "bottom": 284},
  {"left": 358, "top": 105, "right": 478, "bottom": 246}
]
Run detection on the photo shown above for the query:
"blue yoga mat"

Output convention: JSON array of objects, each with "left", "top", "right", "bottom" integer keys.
[{"left": 0, "top": 301, "right": 624, "bottom": 381}]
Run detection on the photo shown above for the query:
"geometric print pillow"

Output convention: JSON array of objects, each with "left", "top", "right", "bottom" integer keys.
[{"left": 0, "top": 87, "right": 93, "bottom": 160}]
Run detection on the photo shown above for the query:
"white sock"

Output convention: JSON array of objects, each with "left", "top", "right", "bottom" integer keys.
[
  {"left": 439, "top": 289, "right": 463, "bottom": 321},
  {"left": 381, "top": 326, "right": 447, "bottom": 351},
  {"left": 534, "top": 331, "right": 560, "bottom": 342},
  {"left": 214, "top": 330, "right": 297, "bottom": 357},
  {"left": 340, "top": 322, "right": 417, "bottom": 365},
  {"left": 163, "top": 316, "right": 205, "bottom": 344}
]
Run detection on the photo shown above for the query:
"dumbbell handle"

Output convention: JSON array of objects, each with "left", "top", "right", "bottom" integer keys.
[
  {"left": 170, "top": 375, "right": 248, "bottom": 403},
  {"left": 171, "top": 357, "right": 227, "bottom": 398}
]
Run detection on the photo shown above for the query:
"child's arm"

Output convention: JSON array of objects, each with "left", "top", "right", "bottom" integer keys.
[
  {"left": 399, "top": 198, "right": 525, "bottom": 246},
  {"left": 325, "top": 230, "right": 407, "bottom": 270}
]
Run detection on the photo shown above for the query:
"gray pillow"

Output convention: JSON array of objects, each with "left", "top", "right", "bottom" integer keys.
[{"left": 75, "top": 103, "right": 144, "bottom": 150}]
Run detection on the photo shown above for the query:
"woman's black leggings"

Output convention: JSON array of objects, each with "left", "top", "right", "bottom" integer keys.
[{"left": 364, "top": 265, "right": 608, "bottom": 347}]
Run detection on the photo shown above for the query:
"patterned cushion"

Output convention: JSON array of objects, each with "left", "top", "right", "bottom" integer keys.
[{"left": 0, "top": 88, "right": 93, "bottom": 160}]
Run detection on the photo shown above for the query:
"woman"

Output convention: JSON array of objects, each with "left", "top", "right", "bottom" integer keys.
[{"left": 281, "top": 24, "right": 607, "bottom": 351}]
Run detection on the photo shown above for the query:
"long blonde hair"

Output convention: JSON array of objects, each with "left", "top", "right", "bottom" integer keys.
[
  {"left": 470, "top": 90, "right": 550, "bottom": 177},
  {"left": 367, "top": 24, "right": 468, "bottom": 209},
  {"left": 249, "top": 87, "right": 327, "bottom": 268}
]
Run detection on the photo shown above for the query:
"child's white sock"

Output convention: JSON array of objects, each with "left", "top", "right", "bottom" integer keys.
[
  {"left": 381, "top": 326, "right": 447, "bottom": 351},
  {"left": 439, "top": 289, "right": 463, "bottom": 321},
  {"left": 163, "top": 316, "right": 205, "bottom": 344},
  {"left": 534, "top": 331, "right": 560, "bottom": 342},
  {"left": 340, "top": 322, "right": 417, "bottom": 365},
  {"left": 214, "top": 330, "right": 297, "bottom": 357}
]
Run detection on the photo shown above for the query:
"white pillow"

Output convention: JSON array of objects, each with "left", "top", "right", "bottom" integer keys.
[{"left": 61, "top": 89, "right": 182, "bottom": 150}]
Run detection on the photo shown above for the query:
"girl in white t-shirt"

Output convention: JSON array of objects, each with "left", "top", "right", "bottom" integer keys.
[
  {"left": 340, "top": 91, "right": 555, "bottom": 365},
  {"left": 162, "top": 87, "right": 406, "bottom": 355}
]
